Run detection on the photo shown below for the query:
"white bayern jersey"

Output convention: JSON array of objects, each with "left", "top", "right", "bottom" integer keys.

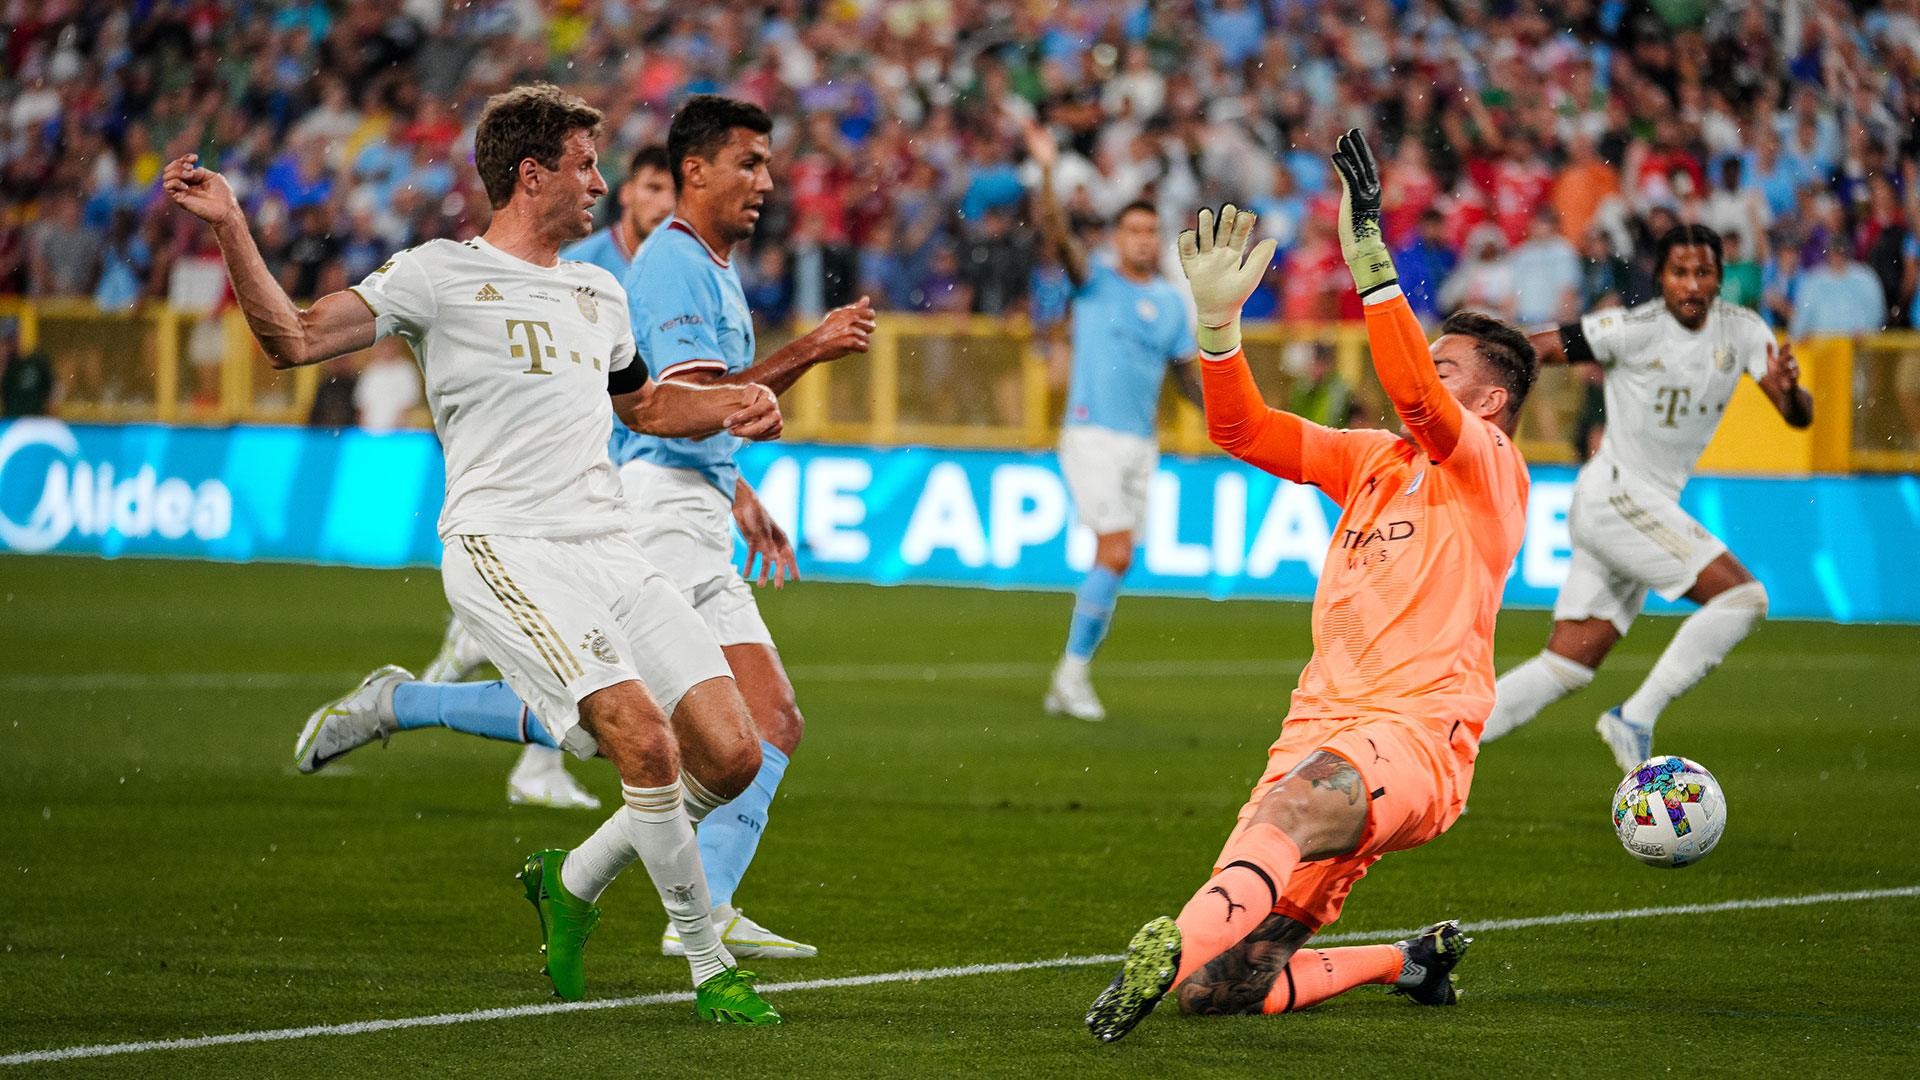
[
  {"left": 350, "top": 237, "right": 638, "bottom": 540},
  {"left": 1580, "top": 298, "right": 1776, "bottom": 499}
]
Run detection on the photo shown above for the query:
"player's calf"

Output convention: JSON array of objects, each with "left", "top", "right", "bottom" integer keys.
[{"left": 1176, "top": 912, "right": 1313, "bottom": 1015}]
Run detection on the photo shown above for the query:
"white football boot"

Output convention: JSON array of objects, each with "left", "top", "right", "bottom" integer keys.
[
  {"left": 421, "top": 616, "right": 491, "bottom": 683},
  {"left": 662, "top": 904, "right": 818, "bottom": 959},
  {"left": 506, "top": 745, "right": 602, "bottom": 810},
  {"left": 1044, "top": 655, "right": 1106, "bottom": 721},
  {"left": 1596, "top": 706, "right": 1655, "bottom": 774},
  {"left": 294, "top": 665, "right": 413, "bottom": 773}
]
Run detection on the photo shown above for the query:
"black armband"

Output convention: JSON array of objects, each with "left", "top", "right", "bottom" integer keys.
[
  {"left": 1559, "top": 323, "right": 1596, "bottom": 366},
  {"left": 607, "top": 363, "right": 648, "bottom": 395}
]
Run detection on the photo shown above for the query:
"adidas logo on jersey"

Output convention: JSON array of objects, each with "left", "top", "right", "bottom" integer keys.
[{"left": 475, "top": 284, "right": 505, "bottom": 302}]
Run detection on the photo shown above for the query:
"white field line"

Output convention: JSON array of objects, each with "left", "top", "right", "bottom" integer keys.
[
  {"left": 1, "top": 649, "right": 1902, "bottom": 694},
  {"left": 4, "top": 884, "right": 1915, "bottom": 1068}
]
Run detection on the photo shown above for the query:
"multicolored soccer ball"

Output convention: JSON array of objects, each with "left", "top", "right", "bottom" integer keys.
[{"left": 1611, "top": 756, "right": 1727, "bottom": 868}]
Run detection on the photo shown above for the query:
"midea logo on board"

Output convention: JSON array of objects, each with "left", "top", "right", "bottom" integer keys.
[{"left": 0, "top": 420, "right": 232, "bottom": 553}]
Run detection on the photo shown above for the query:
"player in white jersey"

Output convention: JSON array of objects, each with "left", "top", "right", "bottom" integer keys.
[
  {"left": 414, "top": 142, "right": 682, "bottom": 812},
  {"left": 163, "top": 84, "right": 786, "bottom": 1023},
  {"left": 1484, "top": 225, "right": 1814, "bottom": 771}
]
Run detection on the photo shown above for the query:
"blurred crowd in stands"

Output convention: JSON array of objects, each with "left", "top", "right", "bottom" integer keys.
[{"left": 3, "top": 0, "right": 1920, "bottom": 349}]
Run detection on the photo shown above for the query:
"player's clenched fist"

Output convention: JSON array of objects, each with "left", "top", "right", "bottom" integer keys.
[
  {"left": 805, "top": 295, "right": 877, "bottom": 362},
  {"left": 723, "top": 383, "right": 783, "bottom": 441},
  {"left": 162, "top": 154, "right": 241, "bottom": 228}
]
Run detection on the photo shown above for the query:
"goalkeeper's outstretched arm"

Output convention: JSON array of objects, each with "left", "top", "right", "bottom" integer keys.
[{"left": 1329, "top": 129, "right": 1466, "bottom": 462}]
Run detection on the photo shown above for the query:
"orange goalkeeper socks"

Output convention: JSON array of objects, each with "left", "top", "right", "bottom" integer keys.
[
  {"left": 1173, "top": 823, "right": 1301, "bottom": 986},
  {"left": 1263, "top": 945, "right": 1404, "bottom": 1013}
]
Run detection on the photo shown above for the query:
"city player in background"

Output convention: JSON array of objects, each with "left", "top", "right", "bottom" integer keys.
[
  {"left": 174, "top": 83, "right": 788, "bottom": 1023},
  {"left": 1024, "top": 119, "right": 1204, "bottom": 722},
  {"left": 1086, "top": 131, "right": 1535, "bottom": 1042},
  {"left": 1483, "top": 223, "right": 1813, "bottom": 771}
]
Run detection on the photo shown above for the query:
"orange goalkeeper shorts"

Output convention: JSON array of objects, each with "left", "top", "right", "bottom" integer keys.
[{"left": 1211, "top": 713, "right": 1477, "bottom": 931}]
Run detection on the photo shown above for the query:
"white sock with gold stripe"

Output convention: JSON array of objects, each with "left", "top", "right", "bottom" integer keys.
[
  {"left": 618, "top": 781, "right": 732, "bottom": 985},
  {"left": 678, "top": 771, "right": 727, "bottom": 824}
]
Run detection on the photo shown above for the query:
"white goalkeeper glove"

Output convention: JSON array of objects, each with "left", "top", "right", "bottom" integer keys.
[{"left": 1177, "top": 204, "right": 1278, "bottom": 356}]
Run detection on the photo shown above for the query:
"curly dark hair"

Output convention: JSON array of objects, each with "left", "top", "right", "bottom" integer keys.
[
  {"left": 1652, "top": 223, "right": 1724, "bottom": 280},
  {"left": 1438, "top": 310, "right": 1538, "bottom": 419},
  {"left": 667, "top": 95, "right": 773, "bottom": 191},
  {"left": 473, "top": 84, "right": 604, "bottom": 210}
]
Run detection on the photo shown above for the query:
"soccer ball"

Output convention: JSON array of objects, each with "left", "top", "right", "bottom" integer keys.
[{"left": 1610, "top": 756, "right": 1727, "bottom": 868}]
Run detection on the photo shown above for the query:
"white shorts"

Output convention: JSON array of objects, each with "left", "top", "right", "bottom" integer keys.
[
  {"left": 1552, "top": 461, "right": 1727, "bottom": 635},
  {"left": 441, "top": 531, "right": 732, "bottom": 760},
  {"left": 620, "top": 460, "right": 774, "bottom": 648},
  {"left": 1059, "top": 424, "right": 1157, "bottom": 536}
]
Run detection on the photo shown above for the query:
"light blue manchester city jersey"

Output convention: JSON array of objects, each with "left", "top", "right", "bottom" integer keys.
[
  {"left": 561, "top": 225, "right": 637, "bottom": 281},
  {"left": 1065, "top": 263, "right": 1197, "bottom": 440},
  {"left": 612, "top": 217, "right": 755, "bottom": 497}
]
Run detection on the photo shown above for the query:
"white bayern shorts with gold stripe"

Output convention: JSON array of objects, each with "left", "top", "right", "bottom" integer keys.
[
  {"left": 1552, "top": 458, "right": 1728, "bottom": 635},
  {"left": 440, "top": 531, "right": 732, "bottom": 760}
]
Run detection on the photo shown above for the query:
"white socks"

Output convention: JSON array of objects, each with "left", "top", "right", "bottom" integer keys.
[
  {"left": 616, "top": 782, "right": 733, "bottom": 985},
  {"left": 559, "top": 812, "right": 637, "bottom": 904},
  {"left": 557, "top": 780, "right": 735, "bottom": 986},
  {"left": 1484, "top": 651, "right": 1595, "bottom": 742},
  {"left": 679, "top": 771, "right": 727, "bottom": 824},
  {"left": 1622, "top": 582, "right": 1767, "bottom": 729}
]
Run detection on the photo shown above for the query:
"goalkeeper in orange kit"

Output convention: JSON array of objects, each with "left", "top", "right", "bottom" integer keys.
[{"left": 1086, "top": 131, "right": 1538, "bottom": 1042}]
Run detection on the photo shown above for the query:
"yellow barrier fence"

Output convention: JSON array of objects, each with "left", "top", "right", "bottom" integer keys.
[{"left": 5, "top": 299, "right": 1917, "bottom": 474}]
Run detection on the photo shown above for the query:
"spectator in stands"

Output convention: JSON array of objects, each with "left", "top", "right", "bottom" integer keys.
[
  {"left": 1395, "top": 209, "right": 1456, "bottom": 326},
  {"left": 1791, "top": 242, "right": 1888, "bottom": 339},
  {"left": 1440, "top": 224, "right": 1517, "bottom": 321},
  {"left": 1286, "top": 348, "right": 1353, "bottom": 430},
  {"left": 354, "top": 340, "right": 422, "bottom": 434},
  {"left": 1509, "top": 209, "right": 1583, "bottom": 326},
  {"left": 28, "top": 193, "right": 102, "bottom": 298},
  {"left": 1720, "top": 231, "right": 1766, "bottom": 312},
  {"left": 0, "top": 319, "right": 54, "bottom": 417},
  {"left": 962, "top": 208, "right": 1034, "bottom": 316}
]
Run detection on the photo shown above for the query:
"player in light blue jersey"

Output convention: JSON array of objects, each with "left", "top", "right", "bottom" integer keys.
[
  {"left": 1025, "top": 122, "right": 1204, "bottom": 721},
  {"left": 343, "top": 96, "right": 874, "bottom": 960}
]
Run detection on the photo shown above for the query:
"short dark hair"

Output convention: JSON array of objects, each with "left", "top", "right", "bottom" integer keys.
[
  {"left": 474, "top": 84, "right": 604, "bottom": 210},
  {"left": 1115, "top": 199, "right": 1158, "bottom": 224},
  {"left": 667, "top": 95, "right": 773, "bottom": 191},
  {"left": 629, "top": 142, "right": 671, "bottom": 176},
  {"left": 1653, "top": 223, "right": 1723, "bottom": 279},
  {"left": 1438, "top": 310, "right": 1537, "bottom": 419}
]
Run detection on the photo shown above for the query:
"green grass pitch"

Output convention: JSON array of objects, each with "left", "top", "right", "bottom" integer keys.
[{"left": 3, "top": 556, "right": 1917, "bottom": 1077}]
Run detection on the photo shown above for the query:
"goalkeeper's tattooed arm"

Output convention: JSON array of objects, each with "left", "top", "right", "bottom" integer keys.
[{"left": 1023, "top": 120, "right": 1090, "bottom": 289}]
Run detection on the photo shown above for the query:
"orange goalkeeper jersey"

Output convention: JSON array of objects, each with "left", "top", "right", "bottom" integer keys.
[{"left": 1201, "top": 294, "right": 1529, "bottom": 743}]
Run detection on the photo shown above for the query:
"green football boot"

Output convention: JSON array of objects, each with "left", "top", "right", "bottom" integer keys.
[
  {"left": 519, "top": 849, "right": 600, "bottom": 1001},
  {"left": 1086, "top": 916, "right": 1182, "bottom": 1043},
  {"left": 695, "top": 968, "right": 782, "bottom": 1024}
]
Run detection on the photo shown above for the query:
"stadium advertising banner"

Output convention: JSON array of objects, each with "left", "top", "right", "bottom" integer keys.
[{"left": 4, "top": 419, "right": 1916, "bottom": 623}]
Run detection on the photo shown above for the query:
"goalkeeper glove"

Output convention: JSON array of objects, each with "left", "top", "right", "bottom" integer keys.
[
  {"left": 1330, "top": 128, "right": 1399, "bottom": 299},
  {"left": 1176, "top": 204, "right": 1278, "bottom": 355}
]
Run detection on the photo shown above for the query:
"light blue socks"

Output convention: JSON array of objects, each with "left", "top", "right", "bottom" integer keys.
[
  {"left": 390, "top": 680, "right": 556, "bottom": 749},
  {"left": 697, "top": 740, "right": 788, "bottom": 908},
  {"left": 1065, "top": 564, "right": 1124, "bottom": 661}
]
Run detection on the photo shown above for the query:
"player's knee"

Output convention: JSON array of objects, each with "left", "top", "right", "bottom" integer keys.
[
  {"left": 764, "top": 699, "right": 804, "bottom": 755},
  {"left": 1718, "top": 580, "right": 1768, "bottom": 619}
]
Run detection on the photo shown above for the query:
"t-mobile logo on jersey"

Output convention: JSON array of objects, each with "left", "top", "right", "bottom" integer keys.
[
  {"left": 1655, "top": 386, "right": 1693, "bottom": 427},
  {"left": 507, "top": 319, "right": 603, "bottom": 375}
]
